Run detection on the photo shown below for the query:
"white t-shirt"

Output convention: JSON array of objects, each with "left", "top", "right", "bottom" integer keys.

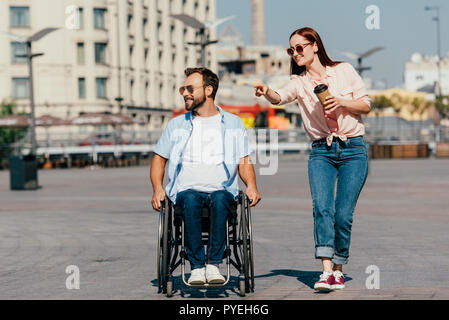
[{"left": 176, "top": 113, "right": 228, "bottom": 193}]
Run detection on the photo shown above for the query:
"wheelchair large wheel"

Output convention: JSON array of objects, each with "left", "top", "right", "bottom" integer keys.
[
  {"left": 247, "top": 198, "right": 255, "bottom": 290},
  {"left": 239, "top": 195, "right": 254, "bottom": 295},
  {"left": 157, "top": 199, "right": 172, "bottom": 294},
  {"left": 156, "top": 203, "right": 163, "bottom": 290}
]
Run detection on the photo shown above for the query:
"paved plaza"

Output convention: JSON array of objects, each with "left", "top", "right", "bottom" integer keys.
[{"left": 1, "top": 156, "right": 449, "bottom": 299}]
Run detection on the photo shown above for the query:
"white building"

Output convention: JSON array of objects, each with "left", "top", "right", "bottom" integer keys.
[
  {"left": 217, "top": 44, "right": 291, "bottom": 78},
  {"left": 0, "top": 0, "right": 217, "bottom": 130},
  {"left": 404, "top": 52, "right": 449, "bottom": 95}
]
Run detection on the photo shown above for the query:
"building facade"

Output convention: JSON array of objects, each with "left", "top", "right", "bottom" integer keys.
[
  {"left": 0, "top": 0, "right": 217, "bottom": 130},
  {"left": 404, "top": 52, "right": 449, "bottom": 96}
]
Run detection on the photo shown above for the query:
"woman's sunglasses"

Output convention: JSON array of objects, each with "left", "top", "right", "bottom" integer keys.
[{"left": 286, "top": 42, "right": 313, "bottom": 56}]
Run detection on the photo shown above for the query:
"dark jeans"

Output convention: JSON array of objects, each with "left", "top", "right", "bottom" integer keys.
[
  {"left": 176, "top": 189, "right": 235, "bottom": 270},
  {"left": 308, "top": 136, "right": 369, "bottom": 265}
]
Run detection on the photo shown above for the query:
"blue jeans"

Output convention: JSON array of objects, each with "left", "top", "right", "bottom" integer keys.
[
  {"left": 176, "top": 189, "right": 235, "bottom": 270},
  {"left": 308, "top": 136, "right": 369, "bottom": 265}
]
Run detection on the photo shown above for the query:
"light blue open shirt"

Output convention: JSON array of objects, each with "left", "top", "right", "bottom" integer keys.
[{"left": 154, "top": 106, "right": 252, "bottom": 204}]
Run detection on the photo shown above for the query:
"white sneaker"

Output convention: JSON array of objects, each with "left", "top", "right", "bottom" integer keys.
[
  {"left": 205, "top": 264, "right": 225, "bottom": 284},
  {"left": 187, "top": 267, "right": 206, "bottom": 285}
]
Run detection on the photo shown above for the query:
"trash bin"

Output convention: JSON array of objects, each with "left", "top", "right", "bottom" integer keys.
[{"left": 9, "top": 154, "right": 38, "bottom": 190}]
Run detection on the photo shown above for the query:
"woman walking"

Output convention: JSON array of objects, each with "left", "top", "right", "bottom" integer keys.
[{"left": 254, "top": 27, "right": 370, "bottom": 291}]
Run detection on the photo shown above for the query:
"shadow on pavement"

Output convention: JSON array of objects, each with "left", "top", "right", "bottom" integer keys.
[{"left": 255, "top": 269, "right": 352, "bottom": 289}]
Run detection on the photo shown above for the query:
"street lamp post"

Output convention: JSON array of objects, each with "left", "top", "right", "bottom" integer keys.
[
  {"left": 11, "top": 28, "right": 59, "bottom": 155},
  {"left": 425, "top": 5, "right": 442, "bottom": 97},
  {"left": 337, "top": 47, "right": 385, "bottom": 77},
  {"left": 26, "top": 43, "right": 43, "bottom": 156},
  {"left": 170, "top": 14, "right": 234, "bottom": 67}
]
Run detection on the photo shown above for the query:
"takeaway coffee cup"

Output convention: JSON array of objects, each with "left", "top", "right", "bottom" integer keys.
[{"left": 313, "top": 84, "right": 330, "bottom": 107}]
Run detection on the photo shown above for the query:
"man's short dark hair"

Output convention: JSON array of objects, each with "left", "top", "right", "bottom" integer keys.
[{"left": 184, "top": 67, "right": 219, "bottom": 100}]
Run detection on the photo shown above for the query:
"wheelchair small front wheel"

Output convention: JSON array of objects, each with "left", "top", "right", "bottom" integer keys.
[
  {"left": 239, "top": 279, "right": 246, "bottom": 297},
  {"left": 166, "top": 280, "right": 173, "bottom": 297}
]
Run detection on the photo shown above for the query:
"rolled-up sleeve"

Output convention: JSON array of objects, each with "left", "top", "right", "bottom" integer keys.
[
  {"left": 274, "top": 76, "right": 300, "bottom": 105},
  {"left": 345, "top": 63, "right": 371, "bottom": 109},
  {"left": 154, "top": 121, "right": 172, "bottom": 159},
  {"left": 237, "top": 120, "right": 252, "bottom": 159}
]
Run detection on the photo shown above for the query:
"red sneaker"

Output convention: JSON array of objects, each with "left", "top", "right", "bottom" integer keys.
[
  {"left": 332, "top": 270, "right": 345, "bottom": 289},
  {"left": 314, "top": 272, "right": 335, "bottom": 291}
]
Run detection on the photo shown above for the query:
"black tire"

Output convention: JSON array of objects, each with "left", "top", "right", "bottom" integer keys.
[
  {"left": 240, "top": 195, "right": 250, "bottom": 292},
  {"left": 161, "top": 199, "right": 171, "bottom": 293},
  {"left": 157, "top": 204, "right": 163, "bottom": 290},
  {"left": 246, "top": 197, "right": 255, "bottom": 291}
]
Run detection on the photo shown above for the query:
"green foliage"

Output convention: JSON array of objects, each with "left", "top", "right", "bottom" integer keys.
[
  {"left": 434, "top": 95, "right": 449, "bottom": 118},
  {"left": 0, "top": 100, "right": 28, "bottom": 168},
  {"left": 371, "top": 95, "right": 394, "bottom": 113}
]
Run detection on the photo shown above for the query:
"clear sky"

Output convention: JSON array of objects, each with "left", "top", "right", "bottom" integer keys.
[{"left": 216, "top": 0, "right": 449, "bottom": 88}]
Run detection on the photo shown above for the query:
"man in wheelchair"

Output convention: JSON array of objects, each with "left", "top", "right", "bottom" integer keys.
[{"left": 151, "top": 67, "right": 261, "bottom": 285}]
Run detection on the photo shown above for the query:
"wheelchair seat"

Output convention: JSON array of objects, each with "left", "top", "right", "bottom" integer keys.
[{"left": 173, "top": 197, "right": 238, "bottom": 227}]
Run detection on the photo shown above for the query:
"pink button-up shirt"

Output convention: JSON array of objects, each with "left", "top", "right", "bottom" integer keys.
[{"left": 275, "top": 62, "right": 371, "bottom": 146}]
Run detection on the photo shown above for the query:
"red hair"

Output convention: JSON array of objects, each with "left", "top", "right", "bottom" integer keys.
[{"left": 289, "top": 27, "right": 341, "bottom": 75}]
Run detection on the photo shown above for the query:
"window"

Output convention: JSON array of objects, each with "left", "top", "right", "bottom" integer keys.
[
  {"left": 10, "top": 6, "right": 29, "bottom": 27},
  {"left": 170, "top": 25, "right": 175, "bottom": 45},
  {"left": 127, "top": 14, "right": 133, "bottom": 29},
  {"left": 78, "top": 78, "right": 86, "bottom": 98},
  {"left": 143, "top": 18, "right": 148, "bottom": 38},
  {"left": 93, "top": 8, "right": 106, "bottom": 29},
  {"left": 12, "top": 78, "right": 30, "bottom": 99},
  {"left": 144, "top": 48, "right": 149, "bottom": 62},
  {"left": 145, "top": 81, "right": 149, "bottom": 103},
  {"left": 77, "top": 43, "right": 85, "bottom": 65},
  {"left": 96, "top": 78, "right": 107, "bottom": 98},
  {"left": 129, "top": 46, "right": 134, "bottom": 65},
  {"left": 130, "top": 80, "right": 134, "bottom": 101},
  {"left": 11, "top": 42, "right": 27, "bottom": 63},
  {"left": 157, "top": 22, "right": 162, "bottom": 43},
  {"left": 94, "top": 43, "right": 107, "bottom": 64},
  {"left": 77, "top": 8, "right": 84, "bottom": 29},
  {"left": 194, "top": 2, "right": 199, "bottom": 16}
]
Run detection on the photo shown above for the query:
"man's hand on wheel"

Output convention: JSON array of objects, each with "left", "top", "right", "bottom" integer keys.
[
  {"left": 245, "top": 186, "right": 261, "bottom": 207},
  {"left": 152, "top": 188, "right": 166, "bottom": 211}
]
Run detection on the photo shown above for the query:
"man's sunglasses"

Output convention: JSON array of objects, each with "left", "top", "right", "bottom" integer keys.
[
  {"left": 286, "top": 42, "right": 313, "bottom": 56},
  {"left": 179, "top": 85, "right": 205, "bottom": 95}
]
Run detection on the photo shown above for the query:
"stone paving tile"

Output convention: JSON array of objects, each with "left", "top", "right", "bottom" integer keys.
[{"left": 0, "top": 158, "right": 448, "bottom": 299}]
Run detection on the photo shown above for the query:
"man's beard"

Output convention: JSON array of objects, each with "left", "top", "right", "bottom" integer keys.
[{"left": 185, "top": 94, "right": 206, "bottom": 112}]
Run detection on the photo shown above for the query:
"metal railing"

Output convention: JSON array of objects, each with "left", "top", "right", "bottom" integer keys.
[{"left": 30, "top": 125, "right": 449, "bottom": 149}]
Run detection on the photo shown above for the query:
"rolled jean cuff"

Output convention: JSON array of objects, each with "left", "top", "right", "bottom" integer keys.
[
  {"left": 315, "top": 246, "right": 334, "bottom": 259},
  {"left": 333, "top": 254, "right": 348, "bottom": 265},
  {"left": 191, "top": 263, "right": 205, "bottom": 270}
]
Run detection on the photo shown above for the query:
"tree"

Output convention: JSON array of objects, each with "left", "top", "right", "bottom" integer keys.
[
  {"left": 0, "top": 100, "right": 28, "bottom": 169},
  {"left": 389, "top": 93, "right": 414, "bottom": 140},
  {"left": 435, "top": 96, "right": 449, "bottom": 119},
  {"left": 371, "top": 95, "right": 393, "bottom": 139}
]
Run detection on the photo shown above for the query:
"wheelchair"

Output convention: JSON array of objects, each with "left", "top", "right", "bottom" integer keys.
[{"left": 157, "top": 190, "right": 255, "bottom": 297}]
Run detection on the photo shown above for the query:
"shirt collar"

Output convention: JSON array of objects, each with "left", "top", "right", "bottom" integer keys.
[
  {"left": 300, "top": 65, "right": 335, "bottom": 79},
  {"left": 325, "top": 65, "right": 336, "bottom": 77},
  {"left": 186, "top": 105, "right": 225, "bottom": 123}
]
